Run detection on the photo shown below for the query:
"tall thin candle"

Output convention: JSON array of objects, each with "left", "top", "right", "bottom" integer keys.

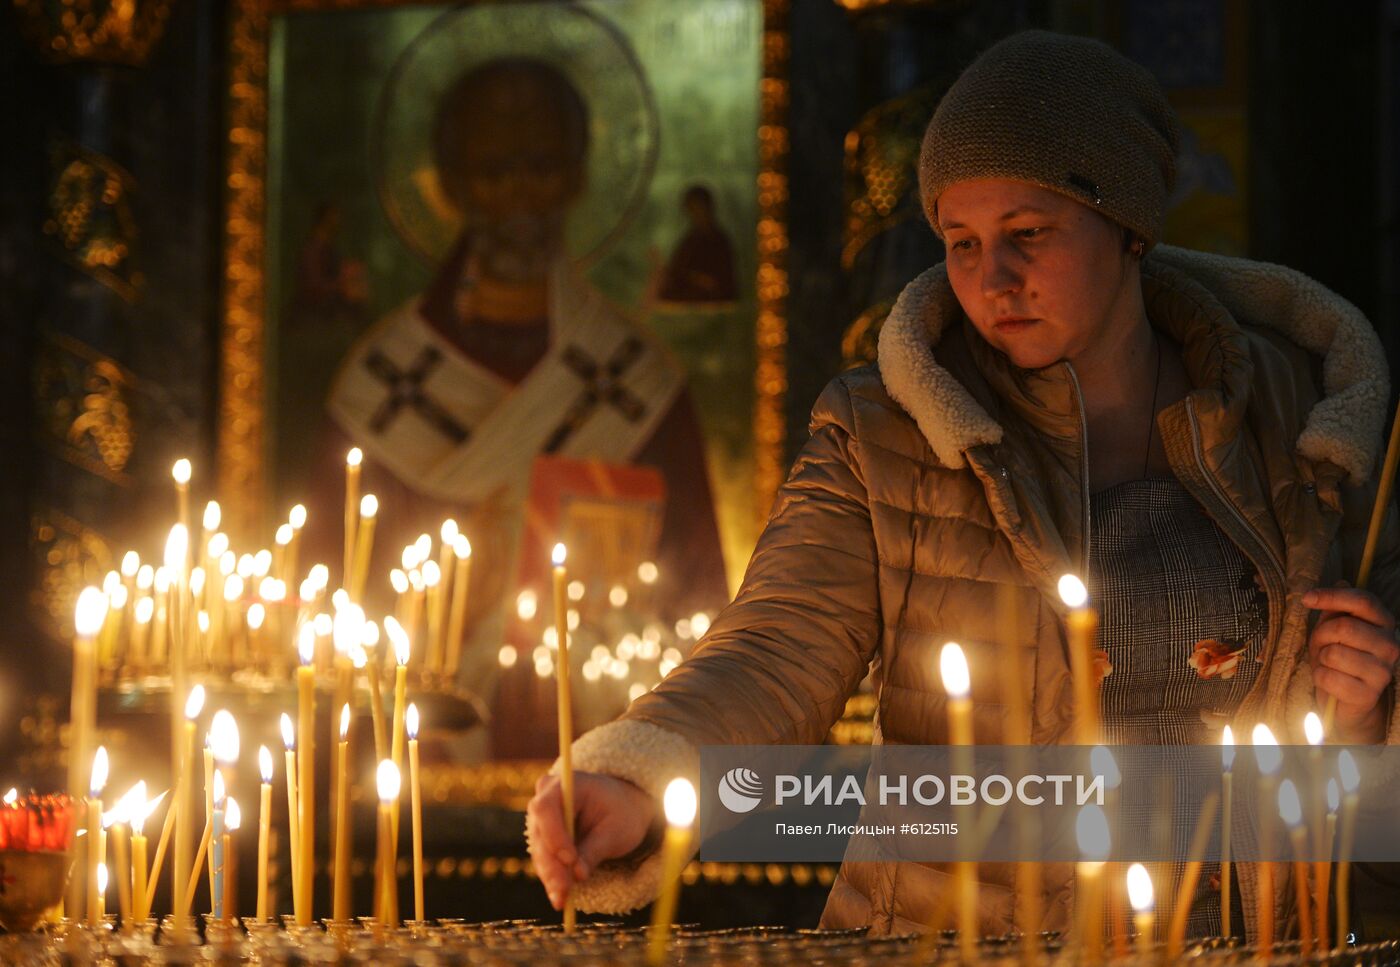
[
  {"left": 407, "top": 703, "right": 424, "bottom": 923},
  {"left": 344, "top": 448, "right": 362, "bottom": 589},
  {"left": 1220, "top": 726, "right": 1235, "bottom": 938},
  {"left": 296, "top": 624, "right": 317, "bottom": 924},
  {"left": 939, "top": 642, "right": 977, "bottom": 961},
  {"left": 87, "top": 746, "right": 109, "bottom": 926},
  {"left": 648, "top": 778, "right": 697, "bottom": 966},
  {"left": 444, "top": 535, "right": 473, "bottom": 679},
  {"left": 551, "top": 543, "right": 576, "bottom": 931},
  {"left": 333, "top": 705, "right": 352, "bottom": 922},
  {"left": 209, "top": 710, "right": 240, "bottom": 920},
  {"left": 280, "top": 714, "right": 302, "bottom": 921},
  {"left": 1058, "top": 575, "right": 1100, "bottom": 743},
  {"left": 1253, "top": 724, "right": 1283, "bottom": 960},
  {"left": 1076, "top": 804, "right": 1111, "bottom": 964},
  {"left": 257, "top": 746, "right": 273, "bottom": 922},
  {"left": 376, "top": 760, "right": 401, "bottom": 929},
  {"left": 1336, "top": 749, "right": 1360, "bottom": 950},
  {"left": 1126, "top": 863, "right": 1154, "bottom": 964},
  {"left": 1279, "top": 780, "right": 1314, "bottom": 955}
]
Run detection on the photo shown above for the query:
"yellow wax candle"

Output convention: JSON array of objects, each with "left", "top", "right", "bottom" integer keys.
[
  {"left": 1165, "top": 791, "right": 1220, "bottom": 959},
  {"left": 445, "top": 535, "right": 472, "bottom": 680},
  {"left": 1075, "top": 804, "right": 1110, "bottom": 965},
  {"left": 423, "top": 560, "right": 444, "bottom": 674},
  {"left": 69, "top": 589, "right": 106, "bottom": 822},
  {"left": 1336, "top": 750, "right": 1360, "bottom": 950},
  {"left": 87, "top": 746, "right": 108, "bottom": 927},
  {"left": 96, "top": 862, "right": 108, "bottom": 921},
  {"left": 209, "top": 710, "right": 241, "bottom": 920},
  {"left": 1320, "top": 779, "right": 1339, "bottom": 949},
  {"left": 112, "top": 817, "right": 131, "bottom": 928},
  {"left": 132, "top": 829, "right": 148, "bottom": 924},
  {"left": 333, "top": 705, "right": 352, "bottom": 922},
  {"left": 1220, "top": 726, "right": 1235, "bottom": 939},
  {"left": 204, "top": 738, "right": 215, "bottom": 904},
  {"left": 389, "top": 622, "right": 409, "bottom": 847},
  {"left": 349, "top": 494, "right": 378, "bottom": 602},
  {"left": 376, "top": 760, "right": 401, "bottom": 929},
  {"left": 367, "top": 626, "right": 393, "bottom": 763},
  {"left": 330, "top": 606, "right": 363, "bottom": 860},
  {"left": 257, "top": 746, "right": 274, "bottom": 922},
  {"left": 344, "top": 448, "right": 362, "bottom": 590},
  {"left": 1058, "top": 575, "right": 1100, "bottom": 744},
  {"left": 280, "top": 713, "right": 302, "bottom": 920},
  {"left": 1127, "top": 864, "right": 1154, "bottom": 964},
  {"left": 648, "top": 779, "right": 697, "bottom": 965},
  {"left": 1279, "top": 780, "right": 1314, "bottom": 956},
  {"left": 172, "top": 685, "right": 202, "bottom": 934},
  {"left": 286, "top": 505, "right": 308, "bottom": 593},
  {"left": 173, "top": 459, "right": 192, "bottom": 552},
  {"left": 140, "top": 790, "right": 172, "bottom": 919},
  {"left": 939, "top": 642, "right": 977, "bottom": 961},
  {"left": 297, "top": 628, "right": 317, "bottom": 925},
  {"left": 551, "top": 543, "right": 576, "bottom": 931},
  {"left": 222, "top": 797, "right": 241, "bottom": 921},
  {"left": 1253, "top": 724, "right": 1283, "bottom": 960},
  {"left": 407, "top": 704, "right": 424, "bottom": 923}
]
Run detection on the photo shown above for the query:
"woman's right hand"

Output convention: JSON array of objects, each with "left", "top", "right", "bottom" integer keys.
[{"left": 526, "top": 770, "right": 659, "bottom": 910}]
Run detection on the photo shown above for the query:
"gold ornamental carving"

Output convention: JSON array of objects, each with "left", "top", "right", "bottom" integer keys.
[
  {"left": 35, "top": 332, "right": 136, "bottom": 483},
  {"left": 12, "top": 0, "right": 175, "bottom": 65},
  {"left": 43, "top": 142, "right": 144, "bottom": 303}
]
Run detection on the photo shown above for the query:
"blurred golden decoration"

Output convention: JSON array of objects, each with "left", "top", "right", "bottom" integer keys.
[
  {"left": 218, "top": 0, "right": 270, "bottom": 538},
  {"left": 754, "top": 0, "right": 790, "bottom": 524},
  {"left": 31, "top": 507, "right": 112, "bottom": 637},
  {"left": 35, "top": 332, "right": 135, "bottom": 482},
  {"left": 839, "top": 300, "right": 894, "bottom": 371},
  {"left": 17, "top": 697, "right": 65, "bottom": 779},
  {"left": 42, "top": 143, "right": 143, "bottom": 302},
  {"left": 828, "top": 691, "right": 877, "bottom": 746},
  {"left": 832, "top": 0, "right": 971, "bottom": 10},
  {"left": 12, "top": 0, "right": 174, "bottom": 65},
  {"left": 412, "top": 760, "right": 551, "bottom": 811},
  {"left": 841, "top": 86, "right": 940, "bottom": 271}
]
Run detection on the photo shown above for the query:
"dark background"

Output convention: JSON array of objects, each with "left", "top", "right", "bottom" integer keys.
[{"left": 1, "top": 0, "right": 1398, "bottom": 932}]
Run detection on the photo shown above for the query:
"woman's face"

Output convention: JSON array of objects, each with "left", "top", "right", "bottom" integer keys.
[{"left": 937, "top": 178, "right": 1136, "bottom": 371}]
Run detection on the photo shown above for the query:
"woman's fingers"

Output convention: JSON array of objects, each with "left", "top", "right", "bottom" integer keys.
[
  {"left": 1317, "top": 642, "right": 1395, "bottom": 692},
  {"left": 525, "top": 776, "right": 575, "bottom": 908},
  {"left": 1304, "top": 586, "right": 1396, "bottom": 633},
  {"left": 1313, "top": 663, "right": 1383, "bottom": 711},
  {"left": 1310, "top": 614, "right": 1400, "bottom": 667}
]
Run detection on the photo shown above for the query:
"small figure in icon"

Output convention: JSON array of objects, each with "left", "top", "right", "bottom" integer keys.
[{"left": 655, "top": 184, "right": 737, "bottom": 306}]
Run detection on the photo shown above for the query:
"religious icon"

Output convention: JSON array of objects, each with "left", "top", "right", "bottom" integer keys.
[
  {"left": 655, "top": 183, "right": 738, "bottom": 306},
  {"left": 287, "top": 201, "right": 370, "bottom": 333},
  {"left": 311, "top": 4, "right": 729, "bottom": 739}
]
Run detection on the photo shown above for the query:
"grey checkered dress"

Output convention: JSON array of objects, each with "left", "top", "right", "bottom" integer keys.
[{"left": 1089, "top": 477, "right": 1265, "bottom": 937}]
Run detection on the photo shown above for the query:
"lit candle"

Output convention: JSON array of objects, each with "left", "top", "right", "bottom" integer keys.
[
  {"left": 1335, "top": 749, "right": 1360, "bottom": 950},
  {"left": 1304, "top": 711, "right": 1327, "bottom": 941},
  {"left": 86, "top": 746, "right": 109, "bottom": 925},
  {"left": 1057, "top": 575, "right": 1100, "bottom": 744},
  {"left": 407, "top": 703, "right": 424, "bottom": 923},
  {"left": 164, "top": 525, "right": 191, "bottom": 936},
  {"left": 1089, "top": 746, "right": 1126, "bottom": 959},
  {"left": 389, "top": 616, "right": 409, "bottom": 848},
  {"left": 255, "top": 746, "right": 273, "bottom": 922},
  {"left": 1165, "top": 792, "right": 1220, "bottom": 959},
  {"left": 134, "top": 789, "right": 167, "bottom": 923},
  {"left": 939, "top": 642, "right": 977, "bottom": 960},
  {"left": 209, "top": 709, "right": 239, "bottom": 921},
  {"left": 1075, "top": 803, "right": 1110, "bottom": 964},
  {"left": 280, "top": 713, "right": 301, "bottom": 921},
  {"left": 1220, "top": 726, "right": 1235, "bottom": 938},
  {"left": 173, "top": 459, "right": 192, "bottom": 554},
  {"left": 296, "top": 624, "right": 316, "bottom": 925},
  {"left": 423, "top": 559, "right": 444, "bottom": 675},
  {"left": 1126, "top": 863, "right": 1154, "bottom": 963},
  {"left": 70, "top": 588, "right": 107, "bottom": 801},
  {"left": 648, "top": 778, "right": 697, "bottom": 966},
  {"left": 330, "top": 603, "right": 362, "bottom": 859},
  {"left": 445, "top": 535, "right": 473, "bottom": 680},
  {"left": 376, "top": 760, "right": 401, "bottom": 930},
  {"left": 109, "top": 782, "right": 142, "bottom": 929},
  {"left": 1279, "top": 779, "right": 1314, "bottom": 955},
  {"left": 1253, "top": 724, "right": 1283, "bottom": 959},
  {"left": 344, "top": 448, "right": 362, "bottom": 590},
  {"left": 286, "top": 504, "right": 307, "bottom": 594},
  {"left": 222, "top": 797, "right": 241, "bottom": 921},
  {"left": 349, "top": 494, "right": 378, "bottom": 601},
  {"left": 333, "top": 704, "right": 352, "bottom": 922},
  {"left": 1322, "top": 778, "right": 1339, "bottom": 950},
  {"left": 551, "top": 543, "right": 576, "bottom": 931},
  {"left": 96, "top": 862, "right": 108, "bottom": 921}
]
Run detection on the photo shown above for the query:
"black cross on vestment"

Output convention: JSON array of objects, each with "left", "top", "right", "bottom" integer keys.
[
  {"left": 365, "top": 346, "right": 470, "bottom": 444},
  {"left": 542, "top": 338, "right": 648, "bottom": 454}
]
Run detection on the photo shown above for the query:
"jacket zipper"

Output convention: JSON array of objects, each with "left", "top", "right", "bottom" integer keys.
[
  {"left": 1184, "top": 397, "right": 1288, "bottom": 644},
  {"left": 1064, "top": 364, "right": 1093, "bottom": 576}
]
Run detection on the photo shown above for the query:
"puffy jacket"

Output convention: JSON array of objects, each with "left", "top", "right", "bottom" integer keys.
[{"left": 564, "top": 245, "right": 1400, "bottom": 938}]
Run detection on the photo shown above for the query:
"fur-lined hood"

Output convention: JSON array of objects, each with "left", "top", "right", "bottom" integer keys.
[{"left": 876, "top": 244, "right": 1389, "bottom": 484}]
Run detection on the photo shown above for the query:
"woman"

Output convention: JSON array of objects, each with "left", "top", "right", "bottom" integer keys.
[{"left": 525, "top": 30, "right": 1400, "bottom": 939}]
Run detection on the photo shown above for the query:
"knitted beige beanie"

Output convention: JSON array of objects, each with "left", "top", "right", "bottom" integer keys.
[{"left": 920, "top": 30, "right": 1180, "bottom": 248}]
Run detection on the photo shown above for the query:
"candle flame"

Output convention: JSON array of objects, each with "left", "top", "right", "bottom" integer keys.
[
  {"left": 361, "top": 620, "right": 380, "bottom": 649},
  {"left": 663, "top": 778, "right": 697, "bottom": 828},
  {"left": 339, "top": 704, "right": 350, "bottom": 740},
  {"left": 350, "top": 642, "right": 368, "bottom": 670},
  {"left": 441, "top": 519, "right": 459, "bottom": 543},
  {"left": 1057, "top": 574, "right": 1088, "bottom": 609},
  {"left": 185, "top": 684, "right": 206, "bottom": 720},
  {"left": 1221, "top": 725, "right": 1235, "bottom": 771},
  {"left": 210, "top": 710, "right": 240, "bottom": 765},
  {"left": 638, "top": 561, "right": 658, "bottom": 584},
  {"left": 552, "top": 543, "right": 567, "bottom": 567},
  {"left": 120, "top": 551, "right": 140, "bottom": 578},
  {"left": 137, "top": 565, "right": 154, "bottom": 590},
  {"left": 225, "top": 797, "right": 241, "bottom": 831},
  {"left": 97, "top": 862, "right": 108, "bottom": 896},
  {"left": 1327, "top": 778, "right": 1341, "bottom": 814},
  {"left": 164, "top": 525, "right": 189, "bottom": 574},
  {"left": 247, "top": 602, "right": 266, "bottom": 631},
  {"left": 401, "top": 546, "right": 420, "bottom": 571},
  {"left": 259, "top": 746, "right": 274, "bottom": 784},
  {"left": 385, "top": 615, "right": 410, "bottom": 666},
  {"left": 333, "top": 603, "right": 365, "bottom": 656},
  {"left": 90, "top": 746, "right": 109, "bottom": 796},
  {"left": 133, "top": 789, "right": 166, "bottom": 836},
  {"left": 1338, "top": 748, "right": 1360, "bottom": 793},
  {"left": 280, "top": 713, "right": 295, "bottom": 751},
  {"left": 938, "top": 642, "right": 970, "bottom": 699},
  {"left": 1252, "top": 724, "right": 1282, "bottom": 776},
  {"left": 422, "top": 560, "right": 441, "bottom": 588},
  {"left": 188, "top": 568, "right": 205, "bottom": 599},
  {"left": 208, "top": 533, "right": 229, "bottom": 559},
  {"left": 298, "top": 622, "right": 316, "bottom": 666},
  {"left": 213, "top": 769, "right": 226, "bottom": 806},
  {"left": 254, "top": 549, "right": 272, "bottom": 577},
  {"left": 406, "top": 703, "right": 419, "bottom": 740},
  {"left": 107, "top": 781, "right": 146, "bottom": 828},
  {"left": 307, "top": 564, "right": 329, "bottom": 590},
  {"left": 1304, "top": 711, "right": 1324, "bottom": 746},
  {"left": 377, "top": 760, "right": 401, "bottom": 803},
  {"left": 347, "top": 447, "right": 362, "bottom": 468},
  {"left": 2, "top": 788, "right": 16, "bottom": 805},
  {"left": 74, "top": 586, "right": 109, "bottom": 638},
  {"left": 276, "top": 523, "right": 294, "bottom": 547},
  {"left": 172, "top": 458, "right": 192, "bottom": 485},
  {"left": 414, "top": 533, "right": 432, "bottom": 560},
  {"left": 1278, "top": 779, "right": 1303, "bottom": 827},
  {"left": 203, "top": 501, "right": 221, "bottom": 532},
  {"left": 1090, "top": 746, "right": 1122, "bottom": 790},
  {"left": 390, "top": 569, "right": 409, "bottom": 594},
  {"left": 360, "top": 494, "right": 379, "bottom": 518},
  {"left": 223, "top": 574, "right": 244, "bottom": 603},
  {"left": 102, "top": 570, "right": 120, "bottom": 596},
  {"left": 1126, "top": 862, "right": 1154, "bottom": 913},
  {"left": 1075, "top": 803, "right": 1110, "bottom": 860}
]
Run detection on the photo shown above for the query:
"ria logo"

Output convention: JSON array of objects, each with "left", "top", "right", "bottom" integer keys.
[{"left": 717, "top": 767, "right": 764, "bottom": 813}]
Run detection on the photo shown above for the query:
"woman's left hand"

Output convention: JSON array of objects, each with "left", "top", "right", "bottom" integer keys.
[{"left": 1304, "top": 585, "right": 1399, "bottom": 740}]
